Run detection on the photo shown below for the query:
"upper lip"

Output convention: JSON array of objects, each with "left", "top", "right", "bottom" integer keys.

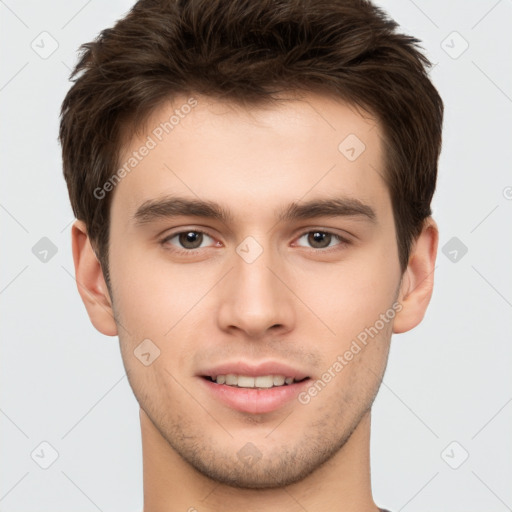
[{"left": 199, "top": 360, "right": 310, "bottom": 380}]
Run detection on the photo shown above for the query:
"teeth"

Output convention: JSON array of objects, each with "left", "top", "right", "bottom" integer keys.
[
  {"left": 211, "top": 374, "right": 303, "bottom": 388},
  {"left": 225, "top": 374, "right": 237, "bottom": 385},
  {"left": 255, "top": 376, "right": 274, "bottom": 388},
  {"left": 273, "top": 375, "right": 285, "bottom": 386},
  {"left": 237, "top": 375, "right": 255, "bottom": 388}
]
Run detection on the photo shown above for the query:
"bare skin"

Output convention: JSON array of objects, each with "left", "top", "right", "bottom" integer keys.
[{"left": 71, "top": 91, "right": 438, "bottom": 512}]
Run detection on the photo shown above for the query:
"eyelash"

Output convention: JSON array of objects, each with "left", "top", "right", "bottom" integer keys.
[{"left": 160, "top": 229, "right": 351, "bottom": 255}]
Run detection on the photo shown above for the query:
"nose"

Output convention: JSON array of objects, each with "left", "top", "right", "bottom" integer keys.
[{"left": 216, "top": 242, "right": 296, "bottom": 339}]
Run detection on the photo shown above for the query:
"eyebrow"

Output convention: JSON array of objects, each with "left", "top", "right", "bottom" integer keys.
[{"left": 133, "top": 195, "right": 376, "bottom": 226}]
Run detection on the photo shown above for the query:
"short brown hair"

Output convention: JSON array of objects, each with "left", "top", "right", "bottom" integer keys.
[{"left": 60, "top": 0, "right": 443, "bottom": 284}]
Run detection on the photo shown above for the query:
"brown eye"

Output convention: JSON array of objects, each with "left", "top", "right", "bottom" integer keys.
[
  {"left": 295, "top": 230, "right": 345, "bottom": 250},
  {"left": 178, "top": 231, "right": 204, "bottom": 249},
  {"left": 163, "top": 230, "right": 215, "bottom": 251},
  {"left": 307, "top": 231, "right": 332, "bottom": 249}
]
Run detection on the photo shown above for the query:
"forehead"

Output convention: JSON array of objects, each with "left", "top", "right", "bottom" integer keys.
[{"left": 112, "top": 91, "right": 390, "bottom": 226}]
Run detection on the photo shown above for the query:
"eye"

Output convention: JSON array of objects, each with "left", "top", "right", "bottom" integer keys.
[
  {"left": 295, "top": 230, "right": 349, "bottom": 250},
  {"left": 162, "top": 230, "right": 217, "bottom": 251}
]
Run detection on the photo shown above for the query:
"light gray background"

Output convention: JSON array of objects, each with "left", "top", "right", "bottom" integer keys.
[{"left": 1, "top": 1, "right": 511, "bottom": 511}]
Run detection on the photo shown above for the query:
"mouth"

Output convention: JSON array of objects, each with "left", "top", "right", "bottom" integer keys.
[
  {"left": 202, "top": 374, "right": 310, "bottom": 389},
  {"left": 200, "top": 375, "right": 311, "bottom": 414},
  {"left": 197, "top": 363, "right": 312, "bottom": 414}
]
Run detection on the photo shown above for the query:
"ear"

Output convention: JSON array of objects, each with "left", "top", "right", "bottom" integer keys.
[
  {"left": 71, "top": 220, "right": 118, "bottom": 336},
  {"left": 393, "top": 218, "right": 439, "bottom": 334}
]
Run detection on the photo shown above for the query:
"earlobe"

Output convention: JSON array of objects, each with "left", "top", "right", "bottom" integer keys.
[
  {"left": 393, "top": 218, "right": 439, "bottom": 334},
  {"left": 71, "top": 220, "right": 118, "bottom": 337}
]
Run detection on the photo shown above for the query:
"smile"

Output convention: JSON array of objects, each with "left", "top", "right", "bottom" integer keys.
[{"left": 204, "top": 374, "right": 309, "bottom": 388}]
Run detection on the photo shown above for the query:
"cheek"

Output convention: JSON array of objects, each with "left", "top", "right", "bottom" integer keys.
[
  {"left": 109, "top": 244, "right": 215, "bottom": 337},
  {"left": 109, "top": 247, "right": 219, "bottom": 383},
  {"left": 296, "top": 249, "right": 400, "bottom": 341}
]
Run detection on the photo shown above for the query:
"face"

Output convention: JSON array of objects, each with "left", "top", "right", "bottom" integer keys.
[{"left": 107, "top": 92, "right": 403, "bottom": 488}]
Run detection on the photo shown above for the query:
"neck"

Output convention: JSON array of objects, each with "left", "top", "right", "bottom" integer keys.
[{"left": 141, "top": 408, "right": 379, "bottom": 512}]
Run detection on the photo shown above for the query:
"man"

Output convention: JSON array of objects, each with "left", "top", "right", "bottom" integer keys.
[{"left": 60, "top": 0, "right": 442, "bottom": 510}]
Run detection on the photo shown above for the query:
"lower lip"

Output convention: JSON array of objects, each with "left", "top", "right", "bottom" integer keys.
[{"left": 199, "top": 377, "right": 311, "bottom": 414}]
